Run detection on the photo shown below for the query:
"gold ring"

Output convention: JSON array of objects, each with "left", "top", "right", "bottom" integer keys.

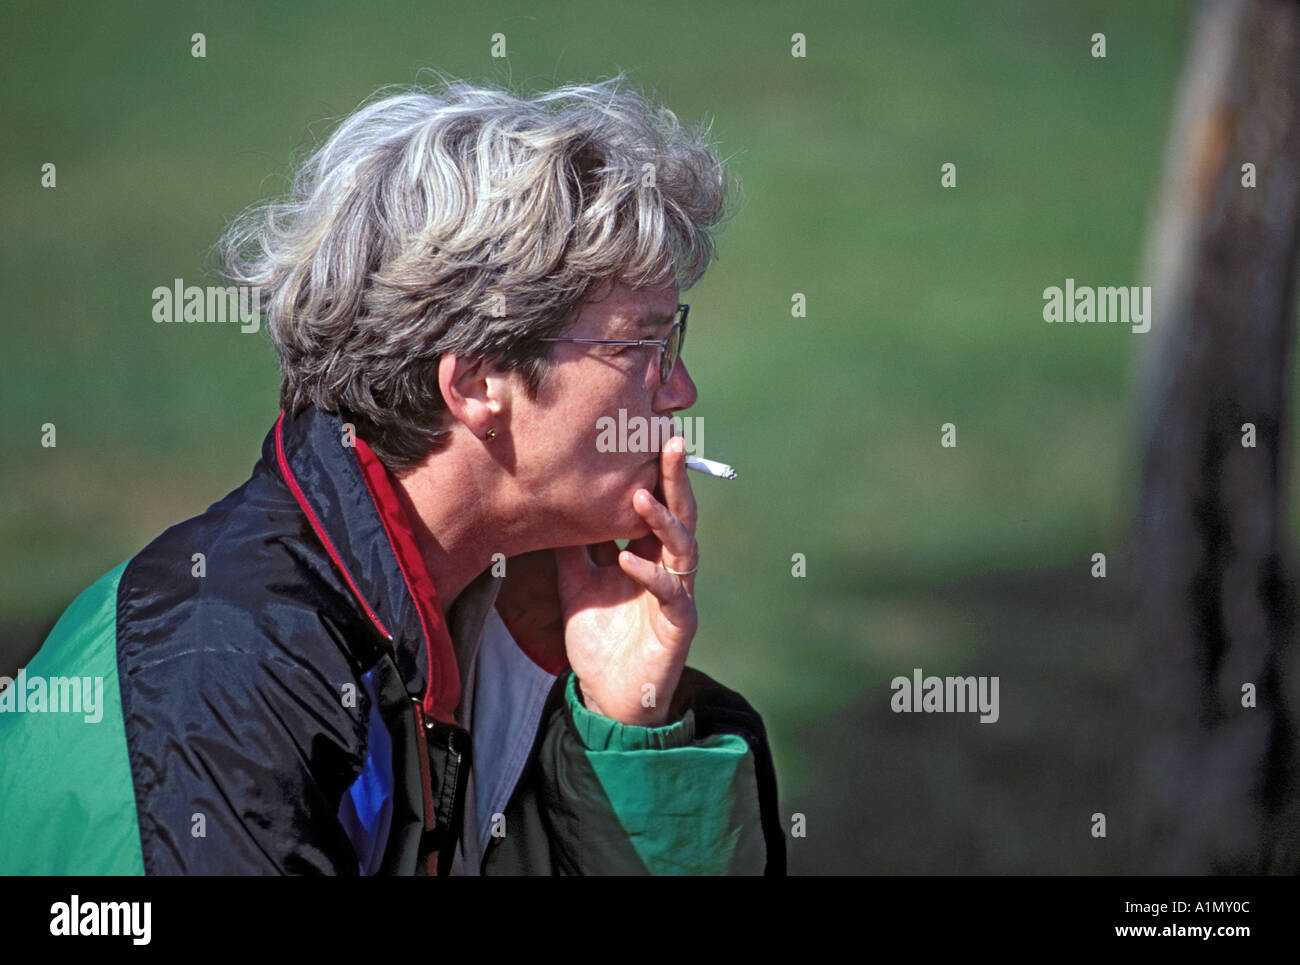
[{"left": 662, "top": 560, "right": 699, "bottom": 576}]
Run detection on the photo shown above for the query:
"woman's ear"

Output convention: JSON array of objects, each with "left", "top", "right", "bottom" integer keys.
[{"left": 438, "top": 354, "right": 511, "bottom": 437}]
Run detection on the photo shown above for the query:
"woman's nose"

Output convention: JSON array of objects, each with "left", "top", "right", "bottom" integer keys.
[{"left": 659, "top": 357, "right": 698, "bottom": 411}]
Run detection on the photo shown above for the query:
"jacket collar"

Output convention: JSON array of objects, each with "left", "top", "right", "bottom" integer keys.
[{"left": 263, "top": 406, "right": 461, "bottom": 723}]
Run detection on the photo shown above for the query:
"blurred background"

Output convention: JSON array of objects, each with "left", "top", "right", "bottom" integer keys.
[{"left": 4, "top": 0, "right": 1298, "bottom": 873}]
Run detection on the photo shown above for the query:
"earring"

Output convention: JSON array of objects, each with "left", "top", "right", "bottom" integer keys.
[{"left": 486, "top": 427, "right": 497, "bottom": 440}]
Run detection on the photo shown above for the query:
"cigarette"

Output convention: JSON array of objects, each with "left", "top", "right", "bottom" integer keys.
[{"left": 685, "top": 455, "right": 737, "bottom": 480}]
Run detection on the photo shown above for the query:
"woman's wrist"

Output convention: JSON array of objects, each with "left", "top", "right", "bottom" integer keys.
[{"left": 575, "top": 675, "right": 675, "bottom": 729}]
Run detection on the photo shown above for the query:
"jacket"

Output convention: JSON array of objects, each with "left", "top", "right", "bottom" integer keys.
[{"left": 0, "top": 405, "right": 786, "bottom": 875}]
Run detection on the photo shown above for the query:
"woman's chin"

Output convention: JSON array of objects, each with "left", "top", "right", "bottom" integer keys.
[
  {"left": 598, "top": 516, "right": 649, "bottom": 542},
  {"left": 606, "top": 513, "right": 652, "bottom": 543}
]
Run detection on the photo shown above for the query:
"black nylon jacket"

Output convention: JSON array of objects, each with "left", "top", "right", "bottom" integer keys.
[{"left": 0, "top": 405, "right": 786, "bottom": 875}]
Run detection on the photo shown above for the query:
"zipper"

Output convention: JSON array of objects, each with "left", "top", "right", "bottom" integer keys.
[{"left": 411, "top": 698, "right": 473, "bottom": 876}]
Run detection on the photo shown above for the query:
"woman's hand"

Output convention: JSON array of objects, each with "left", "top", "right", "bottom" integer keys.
[{"left": 553, "top": 435, "right": 700, "bottom": 727}]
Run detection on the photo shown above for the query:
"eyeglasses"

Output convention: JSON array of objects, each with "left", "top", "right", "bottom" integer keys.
[{"left": 539, "top": 304, "right": 689, "bottom": 384}]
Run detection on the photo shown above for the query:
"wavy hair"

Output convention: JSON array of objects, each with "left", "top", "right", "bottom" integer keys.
[{"left": 220, "top": 71, "right": 734, "bottom": 474}]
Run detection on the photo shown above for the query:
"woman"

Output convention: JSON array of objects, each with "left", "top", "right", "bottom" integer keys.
[{"left": 0, "top": 74, "right": 784, "bottom": 875}]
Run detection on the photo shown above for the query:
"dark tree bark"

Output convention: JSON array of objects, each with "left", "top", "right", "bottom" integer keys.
[{"left": 1131, "top": 0, "right": 1300, "bottom": 874}]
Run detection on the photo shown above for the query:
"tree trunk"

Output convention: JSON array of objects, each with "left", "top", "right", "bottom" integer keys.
[{"left": 1131, "top": 0, "right": 1300, "bottom": 874}]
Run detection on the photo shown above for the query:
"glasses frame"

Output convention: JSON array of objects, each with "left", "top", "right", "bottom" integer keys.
[{"left": 539, "top": 304, "right": 689, "bottom": 384}]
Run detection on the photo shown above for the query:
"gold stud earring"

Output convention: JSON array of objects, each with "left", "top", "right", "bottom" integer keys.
[{"left": 486, "top": 427, "right": 497, "bottom": 440}]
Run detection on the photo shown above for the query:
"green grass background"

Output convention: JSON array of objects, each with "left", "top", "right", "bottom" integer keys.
[{"left": 9, "top": 0, "right": 1287, "bottom": 872}]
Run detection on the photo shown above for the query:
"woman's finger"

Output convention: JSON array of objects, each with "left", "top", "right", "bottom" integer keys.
[
  {"left": 625, "top": 530, "right": 662, "bottom": 561},
  {"left": 659, "top": 435, "right": 698, "bottom": 532},
  {"left": 617, "top": 550, "right": 693, "bottom": 627},
  {"left": 632, "top": 488, "right": 698, "bottom": 574}
]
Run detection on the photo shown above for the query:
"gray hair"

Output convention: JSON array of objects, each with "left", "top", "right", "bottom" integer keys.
[{"left": 220, "top": 71, "right": 734, "bottom": 474}]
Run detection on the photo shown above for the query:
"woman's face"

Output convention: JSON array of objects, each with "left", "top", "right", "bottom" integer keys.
[{"left": 508, "top": 278, "right": 697, "bottom": 547}]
